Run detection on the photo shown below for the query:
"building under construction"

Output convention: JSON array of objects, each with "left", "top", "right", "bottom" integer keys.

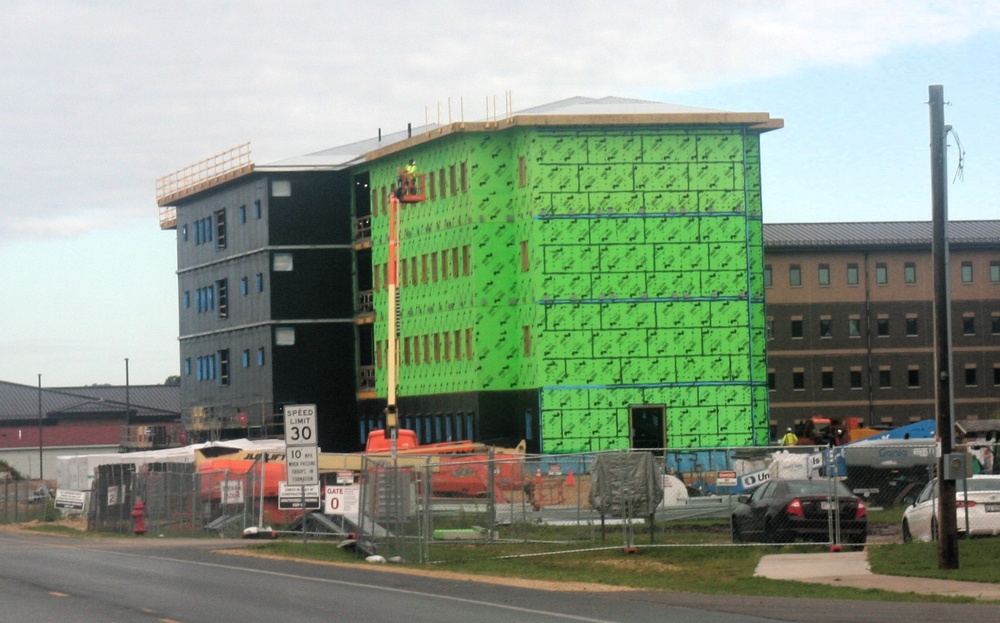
[{"left": 157, "top": 96, "right": 783, "bottom": 453}]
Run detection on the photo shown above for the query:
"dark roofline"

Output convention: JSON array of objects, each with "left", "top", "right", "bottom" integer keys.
[{"left": 763, "top": 220, "right": 1000, "bottom": 250}]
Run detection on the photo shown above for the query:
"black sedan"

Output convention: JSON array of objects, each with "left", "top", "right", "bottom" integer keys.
[{"left": 731, "top": 478, "right": 868, "bottom": 545}]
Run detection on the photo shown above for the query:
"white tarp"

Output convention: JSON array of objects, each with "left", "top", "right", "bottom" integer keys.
[{"left": 56, "top": 438, "right": 285, "bottom": 491}]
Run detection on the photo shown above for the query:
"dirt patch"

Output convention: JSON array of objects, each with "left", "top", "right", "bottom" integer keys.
[
  {"left": 221, "top": 548, "right": 638, "bottom": 593},
  {"left": 592, "top": 558, "right": 682, "bottom": 573}
]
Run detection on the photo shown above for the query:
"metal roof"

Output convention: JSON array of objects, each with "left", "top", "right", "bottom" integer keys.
[
  {"left": 764, "top": 221, "right": 1000, "bottom": 249},
  {"left": 258, "top": 95, "right": 780, "bottom": 172},
  {"left": 0, "top": 380, "right": 179, "bottom": 422}
]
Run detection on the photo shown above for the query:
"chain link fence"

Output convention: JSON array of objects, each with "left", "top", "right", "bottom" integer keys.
[
  {"left": 52, "top": 438, "right": 1000, "bottom": 555},
  {"left": 1, "top": 479, "right": 54, "bottom": 524},
  {"left": 86, "top": 460, "right": 296, "bottom": 537}
]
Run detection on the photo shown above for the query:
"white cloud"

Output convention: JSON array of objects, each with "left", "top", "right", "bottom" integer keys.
[{"left": 1, "top": 0, "right": 998, "bottom": 241}]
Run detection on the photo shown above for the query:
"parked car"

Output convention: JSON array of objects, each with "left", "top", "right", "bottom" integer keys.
[
  {"left": 901, "top": 475, "right": 1000, "bottom": 542},
  {"left": 731, "top": 478, "right": 868, "bottom": 545}
]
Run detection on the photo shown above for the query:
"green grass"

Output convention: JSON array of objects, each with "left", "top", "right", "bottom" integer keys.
[
  {"left": 869, "top": 539, "right": 1000, "bottom": 583},
  {"left": 248, "top": 539, "right": 991, "bottom": 603}
]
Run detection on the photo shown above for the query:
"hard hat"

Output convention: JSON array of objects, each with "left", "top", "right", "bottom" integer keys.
[{"left": 786, "top": 427, "right": 792, "bottom": 432}]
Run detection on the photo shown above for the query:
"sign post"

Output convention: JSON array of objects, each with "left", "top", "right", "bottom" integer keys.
[{"left": 283, "top": 404, "right": 319, "bottom": 545}]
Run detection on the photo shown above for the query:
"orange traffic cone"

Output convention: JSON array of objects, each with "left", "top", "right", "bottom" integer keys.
[{"left": 566, "top": 469, "right": 575, "bottom": 487}]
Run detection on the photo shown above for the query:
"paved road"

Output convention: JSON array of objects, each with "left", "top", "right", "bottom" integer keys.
[{"left": 1, "top": 530, "right": 997, "bottom": 623}]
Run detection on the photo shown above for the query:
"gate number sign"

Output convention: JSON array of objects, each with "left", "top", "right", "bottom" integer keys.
[{"left": 283, "top": 404, "right": 317, "bottom": 447}]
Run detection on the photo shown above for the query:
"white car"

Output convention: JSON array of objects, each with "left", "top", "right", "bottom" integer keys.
[{"left": 902, "top": 475, "right": 1000, "bottom": 542}]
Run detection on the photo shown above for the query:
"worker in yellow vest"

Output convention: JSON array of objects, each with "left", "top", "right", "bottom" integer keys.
[
  {"left": 780, "top": 427, "right": 799, "bottom": 446},
  {"left": 404, "top": 159, "right": 417, "bottom": 194}
]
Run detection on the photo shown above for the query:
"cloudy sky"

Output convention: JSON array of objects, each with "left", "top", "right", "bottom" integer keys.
[{"left": 2, "top": 1, "right": 999, "bottom": 387}]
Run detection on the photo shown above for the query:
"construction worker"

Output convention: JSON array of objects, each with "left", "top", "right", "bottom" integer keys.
[
  {"left": 780, "top": 427, "right": 798, "bottom": 446},
  {"left": 404, "top": 159, "right": 417, "bottom": 193}
]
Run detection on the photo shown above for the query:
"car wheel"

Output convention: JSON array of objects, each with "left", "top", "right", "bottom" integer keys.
[
  {"left": 846, "top": 531, "right": 867, "bottom": 546},
  {"left": 902, "top": 520, "right": 912, "bottom": 543}
]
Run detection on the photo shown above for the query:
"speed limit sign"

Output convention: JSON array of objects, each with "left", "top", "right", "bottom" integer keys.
[{"left": 283, "top": 404, "right": 317, "bottom": 447}]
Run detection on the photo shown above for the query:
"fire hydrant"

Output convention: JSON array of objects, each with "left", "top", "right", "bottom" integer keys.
[{"left": 130, "top": 500, "right": 147, "bottom": 536}]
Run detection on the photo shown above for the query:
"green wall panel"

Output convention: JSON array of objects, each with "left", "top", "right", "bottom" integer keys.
[{"left": 366, "top": 124, "right": 771, "bottom": 453}]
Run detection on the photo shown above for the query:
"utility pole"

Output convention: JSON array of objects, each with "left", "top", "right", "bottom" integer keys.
[
  {"left": 37, "top": 374, "right": 44, "bottom": 481},
  {"left": 929, "top": 84, "right": 959, "bottom": 569}
]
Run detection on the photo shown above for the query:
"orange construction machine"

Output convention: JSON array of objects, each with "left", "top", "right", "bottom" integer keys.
[{"left": 795, "top": 416, "right": 881, "bottom": 446}]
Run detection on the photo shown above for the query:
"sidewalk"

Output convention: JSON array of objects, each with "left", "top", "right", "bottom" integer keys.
[{"left": 755, "top": 551, "right": 1000, "bottom": 600}]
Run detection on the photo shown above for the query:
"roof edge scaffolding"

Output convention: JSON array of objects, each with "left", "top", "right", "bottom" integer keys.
[
  {"left": 156, "top": 142, "right": 255, "bottom": 216},
  {"left": 363, "top": 111, "right": 783, "bottom": 162}
]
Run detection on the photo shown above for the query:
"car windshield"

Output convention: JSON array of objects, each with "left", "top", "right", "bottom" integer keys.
[
  {"left": 785, "top": 480, "right": 854, "bottom": 497},
  {"left": 965, "top": 478, "right": 1000, "bottom": 493}
]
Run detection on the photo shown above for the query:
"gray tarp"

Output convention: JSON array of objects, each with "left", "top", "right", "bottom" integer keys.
[{"left": 588, "top": 452, "right": 664, "bottom": 517}]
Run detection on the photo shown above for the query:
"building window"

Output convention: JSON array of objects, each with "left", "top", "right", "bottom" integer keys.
[
  {"left": 765, "top": 318, "right": 774, "bottom": 340},
  {"left": 992, "top": 314, "right": 1000, "bottom": 334},
  {"left": 184, "top": 358, "right": 191, "bottom": 376},
  {"left": 908, "top": 367, "right": 920, "bottom": 388},
  {"left": 848, "top": 317, "right": 861, "bottom": 338},
  {"left": 877, "top": 316, "right": 889, "bottom": 337},
  {"left": 767, "top": 370, "right": 776, "bottom": 390},
  {"left": 904, "top": 262, "right": 916, "bottom": 284},
  {"left": 242, "top": 349, "right": 250, "bottom": 368},
  {"left": 876, "top": 263, "right": 888, "bottom": 285},
  {"left": 991, "top": 261, "right": 1000, "bottom": 283},
  {"left": 789, "top": 265, "right": 801, "bottom": 287},
  {"left": 847, "top": 263, "right": 859, "bottom": 286},
  {"left": 994, "top": 365, "right": 1000, "bottom": 386},
  {"left": 183, "top": 290, "right": 191, "bottom": 309},
  {"left": 216, "top": 279, "right": 228, "bottom": 319},
  {"left": 241, "top": 277, "right": 248, "bottom": 296},
  {"left": 520, "top": 241, "right": 529, "bottom": 272},
  {"left": 181, "top": 224, "right": 189, "bottom": 241},
  {"left": 239, "top": 205, "right": 246, "bottom": 224},
  {"left": 791, "top": 318, "right": 803, "bottom": 339},
  {"left": 215, "top": 209, "right": 227, "bottom": 249},
  {"left": 518, "top": 156, "right": 526, "bottom": 188},
  {"left": 850, "top": 368, "right": 863, "bottom": 389},
  {"left": 963, "top": 314, "right": 975, "bottom": 335},
  {"left": 821, "top": 369, "right": 833, "bottom": 390},
  {"left": 275, "top": 327, "right": 295, "bottom": 346},
  {"left": 961, "top": 261, "right": 973, "bottom": 283},
  {"left": 878, "top": 367, "right": 891, "bottom": 388},
  {"left": 819, "top": 316, "right": 832, "bottom": 338},
  {"left": 818, "top": 264, "right": 830, "bottom": 286},
  {"left": 272, "top": 180, "right": 291, "bottom": 197},
  {"left": 965, "top": 365, "right": 977, "bottom": 387},
  {"left": 462, "top": 245, "right": 471, "bottom": 276},
  {"left": 257, "top": 347, "right": 265, "bottom": 366},
  {"left": 273, "top": 252, "right": 294, "bottom": 272},
  {"left": 218, "top": 349, "right": 230, "bottom": 386},
  {"left": 460, "top": 161, "right": 468, "bottom": 192},
  {"left": 522, "top": 325, "right": 531, "bottom": 356},
  {"left": 763, "top": 265, "right": 772, "bottom": 288},
  {"left": 255, "top": 273, "right": 264, "bottom": 292},
  {"left": 792, "top": 369, "right": 805, "bottom": 390},
  {"left": 254, "top": 199, "right": 262, "bottom": 219}
]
